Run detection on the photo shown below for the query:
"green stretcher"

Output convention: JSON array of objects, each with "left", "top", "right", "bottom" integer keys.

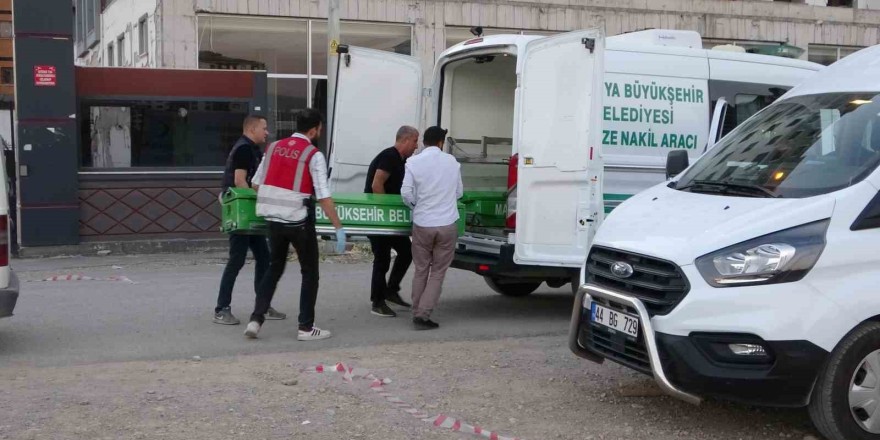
[
  {"left": 219, "top": 188, "right": 267, "bottom": 235},
  {"left": 219, "top": 188, "right": 507, "bottom": 237}
]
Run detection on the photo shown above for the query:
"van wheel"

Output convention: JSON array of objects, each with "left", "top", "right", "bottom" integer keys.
[
  {"left": 809, "top": 322, "right": 880, "bottom": 440},
  {"left": 483, "top": 277, "right": 541, "bottom": 297}
]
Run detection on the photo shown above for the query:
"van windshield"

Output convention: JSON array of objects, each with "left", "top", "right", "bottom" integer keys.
[{"left": 675, "top": 93, "right": 880, "bottom": 199}]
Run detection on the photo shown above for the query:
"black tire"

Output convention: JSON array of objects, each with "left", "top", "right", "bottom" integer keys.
[
  {"left": 483, "top": 277, "right": 541, "bottom": 297},
  {"left": 809, "top": 321, "right": 880, "bottom": 440}
]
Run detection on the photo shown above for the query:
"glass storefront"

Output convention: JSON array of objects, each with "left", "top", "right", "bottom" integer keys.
[
  {"left": 81, "top": 100, "right": 249, "bottom": 168},
  {"left": 268, "top": 77, "right": 309, "bottom": 142},
  {"left": 808, "top": 44, "right": 864, "bottom": 66},
  {"left": 197, "top": 15, "right": 412, "bottom": 141}
]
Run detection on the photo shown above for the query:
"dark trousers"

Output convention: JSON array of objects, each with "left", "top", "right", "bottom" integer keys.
[
  {"left": 216, "top": 234, "right": 270, "bottom": 313},
  {"left": 369, "top": 236, "right": 413, "bottom": 306},
  {"left": 251, "top": 220, "right": 319, "bottom": 328}
]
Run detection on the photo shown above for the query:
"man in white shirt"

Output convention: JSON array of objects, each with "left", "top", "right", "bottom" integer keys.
[{"left": 401, "top": 126, "right": 463, "bottom": 330}]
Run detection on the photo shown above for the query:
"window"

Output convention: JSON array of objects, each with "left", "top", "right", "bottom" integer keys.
[
  {"left": 678, "top": 93, "right": 880, "bottom": 199},
  {"left": 81, "top": 101, "right": 250, "bottom": 168},
  {"left": 0, "top": 22, "right": 12, "bottom": 39},
  {"left": 197, "top": 15, "right": 413, "bottom": 141},
  {"left": 85, "top": 0, "right": 95, "bottom": 40},
  {"left": 75, "top": 3, "right": 84, "bottom": 48},
  {"left": 311, "top": 21, "right": 413, "bottom": 75},
  {"left": 75, "top": 0, "right": 100, "bottom": 53},
  {"left": 198, "top": 16, "right": 308, "bottom": 72},
  {"left": 719, "top": 93, "right": 780, "bottom": 138},
  {"left": 198, "top": 16, "right": 414, "bottom": 73},
  {"left": 703, "top": 38, "right": 780, "bottom": 51},
  {"left": 808, "top": 44, "right": 863, "bottom": 66},
  {"left": 117, "top": 34, "right": 126, "bottom": 66},
  {"left": 703, "top": 38, "right": 805, "bottom": 58},
  {"left": 107, "top": 42, "right": 114, "bottom": 67},
  {"left": 138, "top": 15, "right": 149, "bottom": 56},
  {"left": 0, "top": 68, "right": 12, "bottom": 85}
]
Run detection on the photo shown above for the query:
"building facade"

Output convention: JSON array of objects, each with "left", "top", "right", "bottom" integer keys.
[
  {"left": 76, "top": 0, "right": 880, "bottom": 136},
  {"left": 65, "top": 0, "right": 880, "bottom": 242},
  {"left": 1, "top": 0, "right": 12, "bottom": 149},
  {"left": 0, "top": 0, "right": 11, "bottom": 102}
]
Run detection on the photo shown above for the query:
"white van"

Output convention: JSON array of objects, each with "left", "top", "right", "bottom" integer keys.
[
  {"left": 328, "top": 29, "right": 822, "bottom": 296},
  {"left": 569, "top": 45, "right": 880, "bottom": 440},
  {"left": 0, "top": 150, "right": 18, "bottom": 319}
]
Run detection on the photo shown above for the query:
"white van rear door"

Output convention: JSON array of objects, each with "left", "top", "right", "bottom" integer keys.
[
  {"left": 514, "top": 29, "right": 605, "bottom": 268},
  {"left": 329, "top": 47, "right": 422, "bottom": 194}
]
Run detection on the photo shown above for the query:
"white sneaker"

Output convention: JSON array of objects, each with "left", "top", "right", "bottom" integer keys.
[
  {"left": 297, "top": 326, "right": 332, "bottom": 341},
  {"left": 244, "top": 321, "right": 261, "bottom": 339}
]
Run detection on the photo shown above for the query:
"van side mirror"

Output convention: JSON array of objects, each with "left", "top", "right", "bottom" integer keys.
[{"left": 666, "top": 150, "right": 689, "bottom": 179}]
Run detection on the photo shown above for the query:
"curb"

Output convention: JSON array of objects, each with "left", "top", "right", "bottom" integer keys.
[
  {"left": 16, "top": 238, "right": 229, "bottom": 259},
  {"left": 16, "top": 238, "right": 366, "bottom": 259}
]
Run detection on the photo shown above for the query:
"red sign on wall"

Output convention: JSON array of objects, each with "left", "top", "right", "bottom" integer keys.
[{"left": 34, "top": 66, "right": 57, "bottom": 87}]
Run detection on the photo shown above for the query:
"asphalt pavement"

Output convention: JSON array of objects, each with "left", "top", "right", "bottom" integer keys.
[{"left": 0, "top": 252, "right": 574, "bottom": 367}]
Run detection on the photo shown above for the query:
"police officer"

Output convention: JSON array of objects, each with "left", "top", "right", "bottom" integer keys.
[
  {"left": 244, "top": 109, "right": 345, "bottom": 341},
  {"left": 214, "top": 115, "right": 286, "bottom": 325}
]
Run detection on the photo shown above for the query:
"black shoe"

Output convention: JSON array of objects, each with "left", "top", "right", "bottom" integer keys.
[
  {"left": 386, "top": 292, "right": 412, "bottom": 308},
  {"left": 371, "top": 303, "right": 397, "bottom": 318},
  {"left": 413, "top": 317, "right": 439, "bottom": 330}
]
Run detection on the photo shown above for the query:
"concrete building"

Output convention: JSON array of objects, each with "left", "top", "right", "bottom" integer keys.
[
  {"left": 75, "top": 0, "right": 880, "bottom": 135},
  {"left": 0, "top": 0, "right": 12, "bottom": 149},
  {"left": 0, "top": 0, "right": 11, "bottom": 102},
  {"left": 64, "top": 0, "right": 880, "bottom": 242}
]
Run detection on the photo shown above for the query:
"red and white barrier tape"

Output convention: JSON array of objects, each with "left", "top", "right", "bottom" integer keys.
[
  {"left": 37, "top": 274, "right": 136, "bottom": 283},
  {"left": 308, "top": 362, "right": 522, "bottom": 440}
]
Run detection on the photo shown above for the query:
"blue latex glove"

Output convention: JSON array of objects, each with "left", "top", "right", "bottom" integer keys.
[{"left": 335, "top": 228, "right": 347, "bottom": 254}]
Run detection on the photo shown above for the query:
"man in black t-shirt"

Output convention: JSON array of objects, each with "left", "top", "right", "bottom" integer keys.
[
  {"left": 365, "top": 126, "right": 419, "bottom": 318},
  {"left": 214, "top": 115, "right": 286, "bottom": 325}
]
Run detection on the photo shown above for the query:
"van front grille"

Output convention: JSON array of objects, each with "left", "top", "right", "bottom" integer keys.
[{"left": 586, "top": 246, "right": 689, "bottom": 316}]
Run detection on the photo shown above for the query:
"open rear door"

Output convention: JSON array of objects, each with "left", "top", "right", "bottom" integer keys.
[
  {"left": 328, "top": 47, "right": 422, "bottom": 194},
  {"left": 514, "top": 29, "right": 605, "bottom": 268}
]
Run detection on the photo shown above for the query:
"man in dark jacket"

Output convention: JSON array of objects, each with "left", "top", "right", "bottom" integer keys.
[{"left": 214, "top": 115, "right": 286, "bottom": 325}]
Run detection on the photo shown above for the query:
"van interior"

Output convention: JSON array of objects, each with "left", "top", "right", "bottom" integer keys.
[{"left": 439, "top": 52, "right": 516, "bottom": 237}]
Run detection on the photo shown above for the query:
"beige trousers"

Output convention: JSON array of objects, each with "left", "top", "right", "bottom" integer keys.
[{"left": 410, "top": 223, "right": 458, "bottom": 319}]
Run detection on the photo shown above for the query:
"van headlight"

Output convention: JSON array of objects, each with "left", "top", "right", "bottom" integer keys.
[{"left": 695, "top": 219, "right": 830, "bottom": 287}]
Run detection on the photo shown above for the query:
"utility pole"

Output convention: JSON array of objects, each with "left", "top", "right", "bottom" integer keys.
[{"left": 326, "top": 0, "right": 340, "bottom": 155}]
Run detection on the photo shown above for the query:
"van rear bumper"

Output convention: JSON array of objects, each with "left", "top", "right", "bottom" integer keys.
[
  {"left": 451, "top": 244, "right": 575, "bottom": 279},
  {"left": 0, "top": 272, "right": 20, "bottom": 319}
]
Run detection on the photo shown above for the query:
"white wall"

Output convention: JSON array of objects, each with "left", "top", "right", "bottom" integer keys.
[
  {"left": 447, "top": 56, "right": 517, "bottom": 142},
  {"left": 859, "top": 0, "right": 880, "bottom": 9},
  {"left": 100, "top": 0, "right": 160, "bottom": 67}
]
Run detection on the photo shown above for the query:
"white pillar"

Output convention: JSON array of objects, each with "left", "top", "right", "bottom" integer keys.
[{"left": 327, "top": 0, "right": 340, "bottom": 147}]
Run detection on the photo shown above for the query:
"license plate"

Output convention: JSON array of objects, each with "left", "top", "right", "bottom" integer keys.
[{"left": 591, "top": 302, "right": 640, "bottom": 338}]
